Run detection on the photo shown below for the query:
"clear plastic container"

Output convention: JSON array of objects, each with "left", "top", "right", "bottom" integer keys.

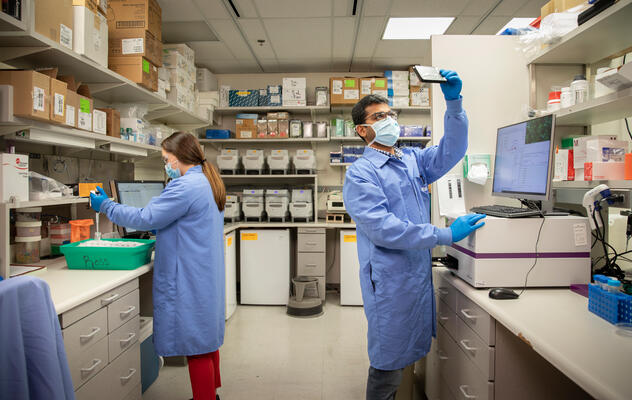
[
  {"left": 69, "top": 219, "right": 94, "bottom": 243},
  {"left": 15, "top": 236, "right": 41, "bottom": 263},
  {"left": 607, "top": 278, "right": 622, "bottom": 293},
  {"left": 15, "top": 221, "right": 42, "bottom": 237},
  {"left": 16, "top": 207, "right": 42, "bottom": 222}
]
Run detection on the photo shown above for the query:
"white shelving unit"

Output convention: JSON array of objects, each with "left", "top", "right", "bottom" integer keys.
[
  {"left": 330, "top": 136, "right": 432, "bottom": 142},
  {"left": 6, "top": 197, "right": 89, "bottom": 209},
  {"left": 200, "top": 137, "right": 329, "bottom": 144},
  {"left": 221, "top": 174, "right": 316, "bottom": 180},
  {"left": 214, "top": 105, "right": 330, "bottom": 115},
  {"left": 553, "top": 180, "right": 632, "bottom": 189},
  {"left": 553, "top": 87, "right": 632, "bottom": 126}
]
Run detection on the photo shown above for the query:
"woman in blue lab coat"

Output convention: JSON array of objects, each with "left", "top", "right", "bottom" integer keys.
[{"left": 91, "top": 132, "right": 226, "bottom": 400}]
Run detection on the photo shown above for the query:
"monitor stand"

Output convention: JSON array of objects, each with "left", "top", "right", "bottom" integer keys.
[{"left": 539, "top": 200, "right": 570, "bottom": 216}]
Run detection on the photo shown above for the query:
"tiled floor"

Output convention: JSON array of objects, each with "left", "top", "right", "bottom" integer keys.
[{"left": 143, "top": 293, "right": 370, "bottom": 400}]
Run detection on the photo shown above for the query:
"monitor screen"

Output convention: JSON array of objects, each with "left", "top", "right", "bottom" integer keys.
[
  {"left": 115, "top": 181, "right": 165, "bottom": 233},
  {"left": 492, "top": 114, "right": 555, "bottom": 201}
]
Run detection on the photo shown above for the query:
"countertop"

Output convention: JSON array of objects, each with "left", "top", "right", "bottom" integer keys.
[
  {"left": 223, "top": 221, "right": 356, "bottom": 234},
  {"left": 31, "top": 257, "right": 152, "bottom": 315},
  {"left": 436, "top": 267, "right": 632, "bottom": 400}
]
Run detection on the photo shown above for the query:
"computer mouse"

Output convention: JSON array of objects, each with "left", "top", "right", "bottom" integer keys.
[{"left": 489, "top": 288, "right": 519, "bottom": 300}]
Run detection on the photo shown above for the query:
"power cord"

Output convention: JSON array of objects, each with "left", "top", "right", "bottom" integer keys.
[{"left": 516, "top": 206, "right": 546, "bottom": 297}]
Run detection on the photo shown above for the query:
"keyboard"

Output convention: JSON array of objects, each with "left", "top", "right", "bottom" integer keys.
[{"left": 470, "top": 205, "right": 542, "bottom": 218}]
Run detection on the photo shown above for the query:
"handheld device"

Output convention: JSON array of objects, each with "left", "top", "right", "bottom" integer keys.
[
  {"left": 412, "top": 65, "right": 447, "bottom": 83},
  {"left": 112, "top": 180, "right": 165, "bottom": 237}
]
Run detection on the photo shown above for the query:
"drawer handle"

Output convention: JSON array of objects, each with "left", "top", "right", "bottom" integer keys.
[
  {"left": 119, "top": 306, "right": 136, "bottom": 319},
  {"left": 459, "top": 385, "right": 477, "bottom": 399},
  {"left": 438, "top": 314, "right": 449, "bottom": 321},
  {"left": 120, "top": 368, "right": 137, "bottom": 382},
  {"left": 120, "top": 333, "right": 136, "bottom": 347},
  {"left": 81, "top": 359, "right": 102, "bottom": 376},
  {"left": 438, "top": 350, "right": 449, "bottom": 361},
  {"left": 460, "top": 309, "right": 479, "bottom": 320},
  {"left": 437, "top": 288, "right": 449, "bottom": 295},
  {"left": 101, "top": 293, "right": 119, "bottom": 305},
  {"left": 79, "top": 327, "right": 101, "bottom": 342},
  {"left": 459, "top": 339, "right": 478, "bottom": 353},
  {"left": 305, "top": 242, "right": 317, "bottom": 246},
  {"left": 305, "top": 263, "right": 317, "bottom": 268}
]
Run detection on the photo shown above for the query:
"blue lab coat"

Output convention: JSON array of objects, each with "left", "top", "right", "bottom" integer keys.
[
  {"left": 0, "top": 276, "right": 75, "bottom": 400},
  {"left": 101, "top": 165, "right": 225, "bottom": 357},
  {"left": 343, "top": 98, "right": 468, "bottom": 370}
]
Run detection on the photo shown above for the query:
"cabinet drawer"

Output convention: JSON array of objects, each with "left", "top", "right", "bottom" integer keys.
[
  {"left": 436, "top": 323, "right": 458, "bottom": 387},
  {"left": 122, "top": 384, "right": 142, "bottom": 400},
  {"left": 108, "top": 289, "right": 140, "bottom": 333},
  {"left": 297, "top": 252, "right": 326, "bottom": 276},
  {"left": 60, "top": 279, "right": 138, "bottom": 328},
  {"left": 69, "top": 335, "right": 108, "bottom": 390},
  {"left": 437, "top": 298, "right": 457, "bottom": 340},
  {"left": 75, "top": 342, "right": 141, "bottom": 400},
  {"left": 109, "top": 315, "right": 140, "bottom": 362},
  {"left": 63, "top": 307, "right": 107, "bottom": 363},
  {"left": 297, "top": 233, "right": 325, "bottom": 252},
  {"left": 436, "top": 276, "right": 458, "bottom": 314},
  {"left": 440, "top": 375, "right": 457, "bottom": 400},
  {"left": 456, "top": 315, "right": 495, "bottom": 380},
  {"left": 457, "top": 291, "right": 495, "bottom": 346},
  {"left": 452, "top": 347, "right": 494, "bottom": 400},
  {"left": 298, "top": 227, "right": 325, "bottom": 234}
]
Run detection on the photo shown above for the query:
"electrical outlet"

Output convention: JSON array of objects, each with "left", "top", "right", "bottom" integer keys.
[{"left": 610, "top": 189, "right": 631, "bottom": 209}]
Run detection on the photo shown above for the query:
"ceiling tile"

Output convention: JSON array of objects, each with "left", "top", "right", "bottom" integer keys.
[
  {"left": 252, "top": 0, "right": 332, "bottom": 18},
  {"left": 333, "top": 17, "right": 355, "bottom": 58},
  {"left": 209, "top": 20, "right": 255, "bottom": 59},
  {"left": 260, "top": 58, "right": 281, "bottom": 73},
  {"left": 332, "top": 57, "right": 351, "bottom": 71},
  {"left": 192, "top": 0, "right": 232, "bottom": 20},
  {"left": 162, "top": 21, "right": 218, "bottom": 43},
  {"left": 239, "top": 19, "right": 276, "bottom": 59},
  {"left": 373, "top": 40, "right": 430, "bottom": 58},
  {"left": 188, "top": 42, "right": 235, "bottom": 60},
  {"left": 371, "top": 57, "right": 428, "bottom": 70},
  {"left": 350, "top": 58, "right": 373, "bottom": 72},
  {"left": 390, "top": 0, "right": 469, "bottom": 17},
  {"left": 234, "top": 0, "right": 259, "bottom": 18},
  {"left": 276, "top": 58, "right": 334, "bottom": 72},
  {"left": 364, "top": 0, "right": 391, "bottom": 17},
  {"left": 197, "top": 59, "right": 261, "bottom": 74},
  {"left": 333, "top": 0, "right": 353, "bottom": 16},
  {"left": 514, "top": 0, "right": 548, "bottom": 17},
  {"left": 158, "top": 0, "right": 203, "bottom": 22},
  {"left": 491, "top": 0, "right": 530, "bottom": 16},
  {"left": 354, "top": 17, "right": 385, "bottom": 58},
  {"left": 472, "top": 16, "right": 509, "bottom": 34},
  {"left": 263, "top": 18, "right": 331, "bottom": 59},
  {"left": 460, "top": 0, "right": 500, "bottom": 16},
  {"left": 445, "top": 16, "right": 480, "bottom": 34}
]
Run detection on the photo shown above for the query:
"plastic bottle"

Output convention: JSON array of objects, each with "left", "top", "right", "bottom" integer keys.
[
  {"left": 560, "top": 87, "right": 574, "bottom": 108},
  {"left": 570, "top": 74, "right": 588, "bottom": 104},
  {"left": 607, "top": 278, "right": 622, "bottom": 293}
]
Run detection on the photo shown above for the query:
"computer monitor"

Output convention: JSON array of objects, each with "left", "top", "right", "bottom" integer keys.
[
  {"left": 492, "top": 114, "right": 555, "bottom": 201},
  {"left": 113, "top": 181, "right": 165, "bottom": 235}
]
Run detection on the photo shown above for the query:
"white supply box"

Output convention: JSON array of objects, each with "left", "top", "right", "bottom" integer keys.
[
  {"left": 196, "top": 68, "right": 217, "bottom": 91},
  {"left": 282, "top": 77, "right": 306, "bottom": 106},
  {"left": 163, "top": 44, "right": 195, "bottom": 65},
  {"left": 446, "top": 216, "right": 591, "bottom": 288},
  {"left": 243, "top": 150, "right": 265, "bottom": 172},
  {"left": 224, "top": 201, "right": 241, "bottom": 221},
  {"left": 242, "top": 189, "right": 264, "bottom": 203},
  {"left": 267, "top": 150, "right": 290, "bottom": 172},
  {"left": 217, "top": 149, "right": 240, "bottom": 173},
  {"left": 289, "top": 202, "right": 313, "bottom": 220},
  {"left": 92, "top": 109, "right": 107, "bottom": 134},
  {"left": 573, "top": 135, "right": 617, "bottom": 180},
  {"left": 292, "top": 189, "right": 312, "bottom": 203},
  {"left": 293, "top": 149, "right": 316, "bottom": 171},
  {"left": 1, "top": 153, "right": 29, "bottom": 202},
  {"left": 73, "top": 5, "right": 108, "bottom": 67}
]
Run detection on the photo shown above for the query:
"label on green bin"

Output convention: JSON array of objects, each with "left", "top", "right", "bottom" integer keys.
[{"left": 142, "top": 59, "right": 150, "bottom": 74}]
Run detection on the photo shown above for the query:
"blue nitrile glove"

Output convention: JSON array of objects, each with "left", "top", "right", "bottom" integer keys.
[
  {"left": 90, "top": 186, "right": 108, "bottom": 212},
  {"left": 450, "top": 213, "right": 486, "bottom": 242},
  {"left": 439, "top": 69, "right": 462, "bottom": 101}
]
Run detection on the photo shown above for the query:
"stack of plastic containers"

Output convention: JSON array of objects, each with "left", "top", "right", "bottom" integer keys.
[
  {"left": 50, "top": 223, "right": 72, "bottom": 255},
  {"left": 14, "top": 208, "right": 42, "bottom": 264}
]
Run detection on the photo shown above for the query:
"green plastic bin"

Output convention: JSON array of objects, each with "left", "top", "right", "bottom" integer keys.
[{"left": 61, "top": 239, "right": 155, "bottom": 270}]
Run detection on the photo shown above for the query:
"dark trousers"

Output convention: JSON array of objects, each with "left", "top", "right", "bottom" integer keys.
[{"left": 366, "top": 366, "right": 404, "bottom": 400}]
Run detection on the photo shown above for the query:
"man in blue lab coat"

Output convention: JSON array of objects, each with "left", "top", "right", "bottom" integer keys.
[{"left": 343, "top": 70, "right": 486, "bottom": 400}]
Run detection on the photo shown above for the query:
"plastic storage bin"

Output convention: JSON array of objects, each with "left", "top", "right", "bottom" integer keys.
[
  {"left": 69, "top": 219, "right": 93, "bottom": 243},
  {"left": 15, "top": 236, "right": 41, "bottom": 263},
  {"left": 15, "top": 221, "right": 42, "bottom": 237},
  {"left": 16, "top": 207, "right": 42, "bottom": 222},
  {"left": 588, "top": 283, "right": 632, "bottom": 324},
  {"left": 61, "top": 239, "right": 155, "bottom": 270}
]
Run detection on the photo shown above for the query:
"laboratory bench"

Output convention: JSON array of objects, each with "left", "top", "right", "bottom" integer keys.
[
  {"left": 429, "top": 267, "right": 632, "bottom": 400},
  {"left": 223, "top": 220, "right": 356, "bottom": 234}
]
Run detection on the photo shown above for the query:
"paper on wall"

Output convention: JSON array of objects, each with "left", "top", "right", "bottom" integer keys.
[{"left": 437, "top": 174, "right": 466, "bottom": 217}]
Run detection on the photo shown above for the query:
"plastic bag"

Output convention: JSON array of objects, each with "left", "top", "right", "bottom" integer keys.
[
  {"left": 111, "top": 103, "right": 149, "bottom": 119},
  {"left": 29, "top": 172, "right": 73, "bottom": 200},
  {"left": 517, "top": 5, "right": 586, "bottom": 58}
]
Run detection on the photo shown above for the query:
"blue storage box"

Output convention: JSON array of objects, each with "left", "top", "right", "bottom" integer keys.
[
  {"left": 229, "top": 90, "right": 259, "bottom": 107},
  {"left": 235, "top": 113, "right": 259, "bottom": 120},
  {"left": 330, "top": 152, "right": 342, "bottom": 163},
  {"left": 588, "top": 284, "right": 632, "bottom": 324},
  {"left": 257, "top": 89, "right": 268, "bottom": 106},
  {"left": 267, "top": 85, "right": 282, "bottom": 106},
  {"left": 206, "top": 129, "right": 231, "bottom": 139},
  {"left": 343, "top": 155, "right": 360, "bottom": 163}
]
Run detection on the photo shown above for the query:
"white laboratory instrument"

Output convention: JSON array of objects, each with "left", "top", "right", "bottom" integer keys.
[
  {"left": 267, "top": 149, "right": 290, "bottom": 174},
  {"left": 240, "top": 229, "right": 290, "bottom": 305},
  {"left": 224, "top": 195, "right": 241, "bottom": 222},
  {"left": 216, "top": 149, "right": 240, "bottom": 174},
  {"left": 445, "top": 215, "right": 591, "bottom": 288},
  {"left": 225, "top": 231, "right": 237, "bottom": 319},
  {"left": 265, "top": 189, "right": 290, "bottom": 222},
  {"left": 327, "top": 191, "right": 345, "bottom": 212},
  {"left": 293, "top": 149, "right": 316, "bottom": 174},
  {"left": 242, "top": 189, "right": 265, "bottom": 221},
  {"left": 340, "top": 230, "right": 363, "bottom": 305},
  {"left": 243, "top": 149, "right": 265, "bottom": 174}
]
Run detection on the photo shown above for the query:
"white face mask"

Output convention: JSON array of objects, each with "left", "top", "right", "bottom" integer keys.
[{"left": 358, "top": 117, "right": 400, "bottom": 147}]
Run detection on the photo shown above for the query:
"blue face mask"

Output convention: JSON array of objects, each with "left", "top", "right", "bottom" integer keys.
[
  {"left": 362, "top": 116, "right": 400, "bottom": 147},
  {"left": 165, "top": 161, "right": 181, "bottom": 179}
]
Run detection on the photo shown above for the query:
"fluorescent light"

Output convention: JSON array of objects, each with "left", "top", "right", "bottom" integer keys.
[
  {"left": 382, "top": 18, "right": 455, "bottom": 40},
  {"left": 496, "top": 18, "right": 536, "bottom": 35}
]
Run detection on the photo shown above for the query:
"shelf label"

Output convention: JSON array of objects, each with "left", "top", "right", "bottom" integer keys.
[
  {"left": 573, "top": 223, "right": 587, "bottom": 246},
  {"left": 66, "top": 105, "right": 75, "bottom": 126},
  {"left": 33, "top": 87, "right": 45, "bottom": 112},
  {"left": 79, "top": 98, "right": 91, "bottom": 114},
  {"left": 142, "top": 59, "right": 150, "bottom": 74},
  {"left": 344, "top": 234, "right": 356, "bottom": 242},
  {"left": 60, "top": 24, "right": 73, "bottom": 49},
  {"left": 54, "top": 94, "right": 65, "bottom": 116},
  {"left": 122, "top": 38, "right": 144, "bottom": 54},
  {"left": 332, "top": 80, "right": 343, "bottom": 95},
  {"left": 241, "top": 233, "right": 258, "bottom": 241},
  {"left": 227, "top": 236, "right": 233, "bottom": 247}
]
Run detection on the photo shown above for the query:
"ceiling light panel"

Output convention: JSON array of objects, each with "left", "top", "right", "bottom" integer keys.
[
  {"left": 382, "top": 18, "right": 455, "bottom": 39},
  {"left": 253, "top": 0, "right": 332, "bottom": 18},
  {"left": 390, "top": 0, "right": 468, "bottom": 17}
]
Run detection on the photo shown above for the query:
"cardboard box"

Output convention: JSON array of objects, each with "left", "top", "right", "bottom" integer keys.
[
  {"left": 330, "top": 77, "right": 359, "bottom": 105},
  {"left": 97, "top": 0, "right": 108, "bottom": 15},
  {"left": 73, "top": 5, "right": 108, "bottom": 67},
  {"left": 65, "top": 90, "right": 79, "bottom": 128},
  {"left": 266, "top": 85, "right": 282, "bottom": 106},
  {"left": 360, "top": 77, "right": 373, "bottom": 96},
  {"left": 73, "top": 0, "right": 98, "bottom": 12},
  {"left": 410, "top": 85, "right": 430, "bottom": 107},
  {"left": 93, "top": 109, "right": 107, "bottom": 134},
  {"left": 96, "top": 108, "right": 120, "bottom": 137},
  {"left": 35, "top": 0, "right": 73, "bottom": 49},
  {"left": 107, "top": 0, "right": 161, "bottom": 40},
  {"left": 38, "top": 69, "right": 68, "bottom": 124},
  {"left": 330, "top": 77, "right": 344, "bottom": 105},
  {"left": 236, "top": 118, "right": 257, "bottom": 139},
  {"left": 0, "top": 153, "right": 29, "bottom": 202},
  {"left": 384, "top": 71, "right": 409, "bottom": 81},
  {"left": 108, "top": 30, "right": 162, "bottom": 67},
  {"left": 553, "top": 0, "right": 586, "bottom": 12},
  {"left": 0, "top": 70, "right": 50, "bottom": 121},
  {"left": 109, "top": 56, "right": 158, "bottom": 91},
  {"left": 541, "top": 1, "right": 554, "bottom": 18}
]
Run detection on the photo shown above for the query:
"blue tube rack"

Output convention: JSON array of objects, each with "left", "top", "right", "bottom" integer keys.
[{"left": 588, "top": 284, "right": 632, "bottom": 324}]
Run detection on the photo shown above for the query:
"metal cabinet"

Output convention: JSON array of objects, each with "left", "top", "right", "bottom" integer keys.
[
  {"left": 225, "top": 231, "right": 237, "bottom": 319},
  {"left": 296, "top": 227, "right": 326, "bottom": 300}
]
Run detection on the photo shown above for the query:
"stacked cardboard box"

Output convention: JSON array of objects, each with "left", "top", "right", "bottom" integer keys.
[
  {"left": 163, "top": 44, "right": 196, "bottom": 111},
  {"left": 282, "top": 77, "right": 306, "bottom": 107},
  {"left": 73, "top": 0, "right": 108, "bottom": 67},
  {"left": 0, "top": 71, "right": 51, "bottom": 122},
  {"left": 108, "top": 0, "right": 162, "bottom": 92},
  {"left": 408, "top": 66, "right": 430, "bottom": 107},
  {"left": 330, "top": 77, "right": 360, "bottom": 105},
  {"left": 35, "top": 0, "right": 74, "bottom": 50},
  {"left": 385, "top": 70, "right": 409, "bottom": 108}
]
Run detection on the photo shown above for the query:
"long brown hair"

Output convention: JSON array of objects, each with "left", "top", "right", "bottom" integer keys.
[{"left": 162, "top": 132, "right": 226, "bottom": 211}]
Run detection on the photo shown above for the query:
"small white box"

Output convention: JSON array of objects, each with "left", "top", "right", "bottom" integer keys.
[
  {"left": 73, "top": 6, "right": 108, "bottom": 67},
  {"left": 283, "top": 77, "right": 306, "bottom": 89},
  {"left": 595, "top": 63, "right": 632, "bottom": 92},
  {"left": 78, "top": 107, "right": 92, "bottom": 131},
  {"left": 1, "top": 153, "right": 29, "bottom": 202},
  {"left": 163, "top": 44, "right": 195, "bottom": 65},
  {"left": 93, "top": 109, "right": 107, "bottom": 134},
  {"left": 585, "top": 138, "right": 627, "bottom": 163},
  {"left": 573, "top": 135, "right": 617, "bottom": 168},
  {"left": 585, "top": 161, "right": 625, "bottom": 181},
  {"left": 196, "top": 68, "right": 217, "bottom": 91},
  {"left": 554, "top": 149, "right": 575, "bottom": 181}
]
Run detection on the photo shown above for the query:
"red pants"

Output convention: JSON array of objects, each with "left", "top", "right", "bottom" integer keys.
[{"left": 187, "top": 351, "right": 221, "bottom": 400}]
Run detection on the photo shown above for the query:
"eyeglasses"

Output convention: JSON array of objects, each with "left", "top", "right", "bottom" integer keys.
[
  {"left": 366, "top": 111, "right": 398, "bottom": 122},
  {"left": 162, "top": 156, "right": 170, "bottom": 165}
]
